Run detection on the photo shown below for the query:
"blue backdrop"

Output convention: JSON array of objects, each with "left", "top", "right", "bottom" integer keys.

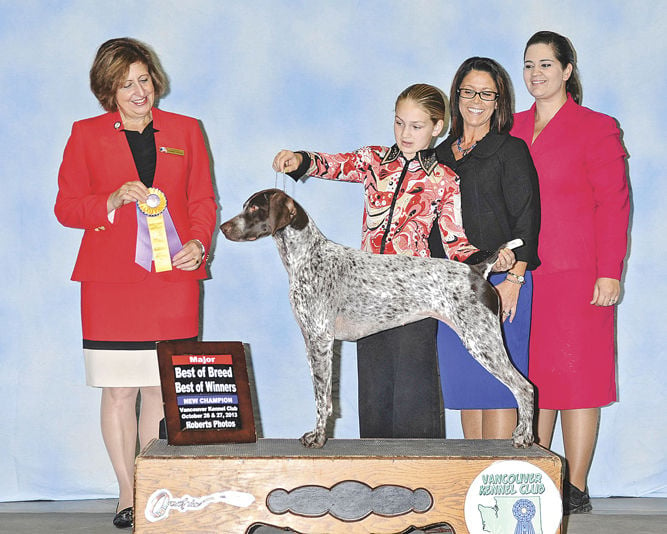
[{"left": 1, "top": 0, "right": 665, "bottom": 500}]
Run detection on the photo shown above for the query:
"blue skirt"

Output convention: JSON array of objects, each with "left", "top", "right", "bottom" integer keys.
[{"left": 438, "top": 271, "right": 532, "bottom": 409}]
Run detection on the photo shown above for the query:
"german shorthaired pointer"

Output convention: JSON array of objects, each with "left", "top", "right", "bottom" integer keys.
[{"left": 221, "top": 189, "right": 534, "bottom": 448}]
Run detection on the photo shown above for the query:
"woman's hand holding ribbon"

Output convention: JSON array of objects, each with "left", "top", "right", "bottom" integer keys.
[
  {"left": 172, "top": 240, "right": 205, "bottom": 271},
  {"left": 107, "top": 180, "right": 149, "bottom": 213}
]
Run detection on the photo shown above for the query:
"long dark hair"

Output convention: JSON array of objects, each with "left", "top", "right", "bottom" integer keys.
[
  {"left": 449, "top": 57, "right": 514, "bottom": 139},
  {"left": 524, "top": 31, "right": 582, "bottom": 104}
]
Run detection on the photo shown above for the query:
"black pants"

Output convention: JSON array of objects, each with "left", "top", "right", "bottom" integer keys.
[{"left": 356, "top": 318, "right": 444, "bottom": 438}]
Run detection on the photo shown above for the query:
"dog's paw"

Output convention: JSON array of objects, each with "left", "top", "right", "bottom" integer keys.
[
  {"left": 512, "top": 425, "right": 534, "bottom": 448},
  {"left": 299, "top": 430, "right": 327, "bottom": 448}
]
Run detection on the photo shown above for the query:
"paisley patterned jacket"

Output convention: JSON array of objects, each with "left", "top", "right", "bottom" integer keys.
[{"left": 290, "top": 145, "right": 480, "bottom": 262}]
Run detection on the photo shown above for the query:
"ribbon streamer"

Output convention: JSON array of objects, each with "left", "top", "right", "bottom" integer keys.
[{"left": 135, "top": 188, "right": 182, "bottom": 272}]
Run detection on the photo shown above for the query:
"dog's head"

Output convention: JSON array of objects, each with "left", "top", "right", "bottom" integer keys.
[{"left": 220, "top": 188, "right": 307, "bottom": 242}]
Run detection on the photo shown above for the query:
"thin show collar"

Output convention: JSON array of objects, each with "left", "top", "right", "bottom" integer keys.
[{"left": 381, "top": 145, "right": 439, "bottom": 175}]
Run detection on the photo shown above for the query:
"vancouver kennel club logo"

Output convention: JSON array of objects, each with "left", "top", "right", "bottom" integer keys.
[{"left": 464, "top": 460, "right": 562, "bottom": 534}]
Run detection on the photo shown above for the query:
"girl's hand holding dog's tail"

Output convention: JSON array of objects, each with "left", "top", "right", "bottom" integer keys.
[{"left": 272, "top": 150, "right": 303, "bottom": 174}]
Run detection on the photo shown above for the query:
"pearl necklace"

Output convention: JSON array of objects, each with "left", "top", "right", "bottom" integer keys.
[{"left": 456, "top": 136, "right": 477, "bottom": 156}]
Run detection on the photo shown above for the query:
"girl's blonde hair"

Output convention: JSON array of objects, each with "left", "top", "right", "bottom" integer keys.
[{"left": 396, "top": 83, "right": 449, "bottom": 130}]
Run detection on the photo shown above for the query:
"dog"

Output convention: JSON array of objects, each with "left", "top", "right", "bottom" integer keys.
[{"left": 221, "top": 189, "right": 534, "bottom": 448}]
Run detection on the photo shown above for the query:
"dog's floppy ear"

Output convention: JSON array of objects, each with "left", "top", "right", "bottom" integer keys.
[{"left": 268, "top": 190, "right": 297, "bottom": 235}]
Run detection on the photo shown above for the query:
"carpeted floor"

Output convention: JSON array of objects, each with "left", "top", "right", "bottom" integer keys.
[{"left": 0, "top": 498, "right": 665, "bottom": 533}]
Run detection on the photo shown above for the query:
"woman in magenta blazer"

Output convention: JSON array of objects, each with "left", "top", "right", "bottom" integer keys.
[
  {"left": 55, "top": 38, "right": 216, "bottom": 529},
  {"left": 511, "top": 31, "right": 629, "bottom": 514}
]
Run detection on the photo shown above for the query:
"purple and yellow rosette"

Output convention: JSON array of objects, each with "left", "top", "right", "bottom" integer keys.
[{"left": 135, "top": 187, "right": 182, "bottom": 272}]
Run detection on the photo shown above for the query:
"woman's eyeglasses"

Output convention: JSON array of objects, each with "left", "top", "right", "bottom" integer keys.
[{"left": 457, "top": 88, "right": 499, "bottom": 101}]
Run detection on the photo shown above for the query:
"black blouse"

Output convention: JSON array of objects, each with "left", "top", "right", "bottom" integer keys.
[
  {"left": 124, "top": 122, "right": 157, "bottom": 187},
  {"left": 429, "top": 132, "right": 541, "bottom": 270}
]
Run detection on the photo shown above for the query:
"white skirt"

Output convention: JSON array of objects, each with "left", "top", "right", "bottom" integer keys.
[{"left": 84, "top": 348, "right": 161, "bottom": 388}]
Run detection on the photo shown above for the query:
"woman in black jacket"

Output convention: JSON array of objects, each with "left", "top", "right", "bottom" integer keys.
[{"left": 430, "top": 57, "right": 540, "bottom": 440}]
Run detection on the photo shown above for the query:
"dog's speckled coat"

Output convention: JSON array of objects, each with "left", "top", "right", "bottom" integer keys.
[{"left": 221, "top": 189, "right": 534, "bottom": 448}]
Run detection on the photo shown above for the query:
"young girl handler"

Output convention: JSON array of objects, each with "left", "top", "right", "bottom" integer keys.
[{"left": 273, "top": 84, "right": 513, "bottom": 439}]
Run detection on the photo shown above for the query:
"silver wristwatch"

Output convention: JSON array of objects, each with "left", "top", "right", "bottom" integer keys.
[{"left": 506, "top": 271, "right": 526, "bottom": 285}]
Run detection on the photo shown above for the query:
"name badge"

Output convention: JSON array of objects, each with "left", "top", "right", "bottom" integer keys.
[{"left": 160, "top": 146, "right": 185, "bottom": 156}]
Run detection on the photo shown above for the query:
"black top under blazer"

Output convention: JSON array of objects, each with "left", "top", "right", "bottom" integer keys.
[{"left": 429, "top": 132, "right": 541, "bottom": 270}]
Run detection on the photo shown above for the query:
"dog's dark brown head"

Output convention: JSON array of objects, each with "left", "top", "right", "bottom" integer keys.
[{"left": 220, "top": 188, "right": 308, "bottom": 242}]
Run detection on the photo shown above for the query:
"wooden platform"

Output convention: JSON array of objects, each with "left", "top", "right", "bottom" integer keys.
[{"left": 135, "top": 438, "right": 563, "bottom": 533}]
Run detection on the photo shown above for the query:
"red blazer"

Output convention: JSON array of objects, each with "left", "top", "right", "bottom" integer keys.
[{"left": 55, "top": 107, "right": 217, "bottom": 282}]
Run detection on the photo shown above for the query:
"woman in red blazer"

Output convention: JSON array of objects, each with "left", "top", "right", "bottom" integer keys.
[
  {"left": 512, "top": 31, "right": 629, "bottom": 515},
  {"left": 55, "top": 38, "right": 217, "bottom": 529}
]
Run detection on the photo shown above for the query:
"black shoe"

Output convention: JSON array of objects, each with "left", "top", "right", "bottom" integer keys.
[
  {"left": 159, "top": 417, "right": 168, "bottom": 439},
  {"left": 563, "top": 481, "right": 592, "bottom": 515},
  {"left": 113, "top": 506, "right": 133, "bottom": 529}
]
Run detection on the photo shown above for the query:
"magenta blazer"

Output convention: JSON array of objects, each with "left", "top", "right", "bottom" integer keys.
[
  {"left": 55, "top": 107, "right": 217, "bottom": 282},
  {"left": 512, "top": 95, "right": 629, "bottom": 279}
]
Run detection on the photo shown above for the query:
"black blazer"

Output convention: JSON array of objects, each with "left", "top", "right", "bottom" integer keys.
[{"left": 429, "top": 132, "right": 541, "bottom": 270}]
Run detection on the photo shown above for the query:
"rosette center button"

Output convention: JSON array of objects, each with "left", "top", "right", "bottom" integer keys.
[{"left": 147, "top": 194, "right": 161, "bottom": 209}]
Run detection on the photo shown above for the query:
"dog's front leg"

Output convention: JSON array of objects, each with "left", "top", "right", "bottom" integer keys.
[{"left": 299, "top": 335, "right": 334, "bottom": 448}]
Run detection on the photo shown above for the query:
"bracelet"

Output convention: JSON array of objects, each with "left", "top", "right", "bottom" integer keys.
[{"left": 193, "top": 239, "right": 206, "bottom": 261}]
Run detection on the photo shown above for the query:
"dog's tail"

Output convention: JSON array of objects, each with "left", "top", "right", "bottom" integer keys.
[{"left": 470, "top": 239, "right": 524, "bottom": 279}]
